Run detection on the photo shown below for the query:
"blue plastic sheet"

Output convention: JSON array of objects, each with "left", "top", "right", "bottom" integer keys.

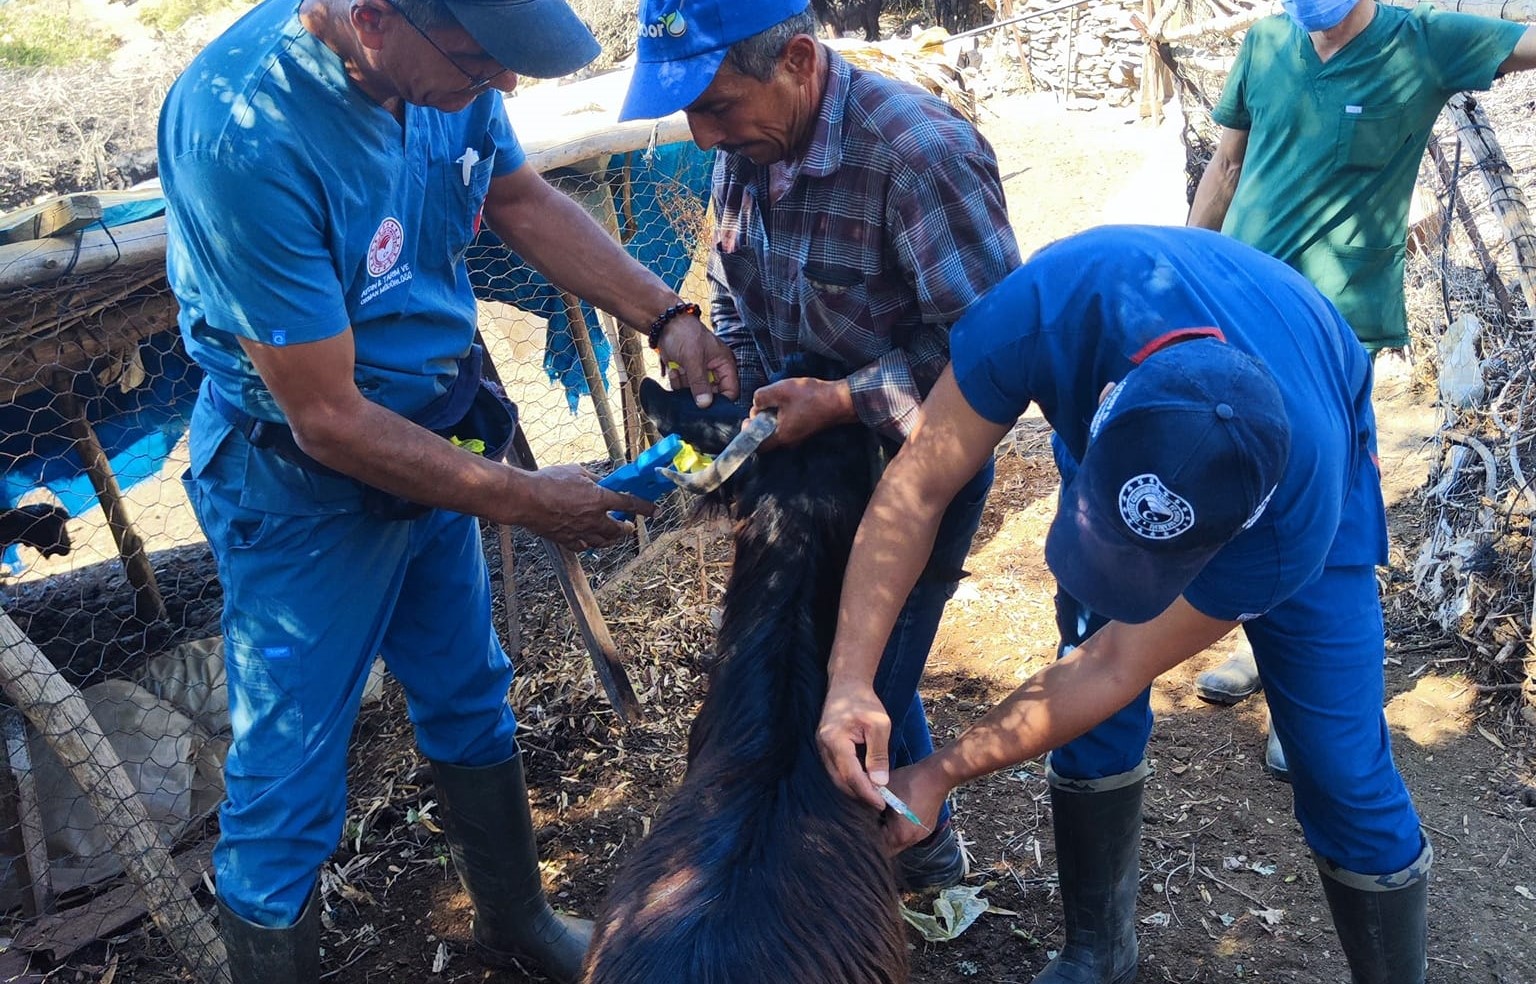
[{"left": 0, "top": 332, "right": 201, "bottom": 569}]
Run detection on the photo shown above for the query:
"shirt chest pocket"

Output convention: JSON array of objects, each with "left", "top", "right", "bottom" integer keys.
[
  {"left": 1334, "top": 106, "right": 1404, "bottom": 171},
  {"left": 443, "top": 139, "right": 497, "bottom": 263},
  {"left": 798, "top": 260, "right": 882, "bottom": 356}
]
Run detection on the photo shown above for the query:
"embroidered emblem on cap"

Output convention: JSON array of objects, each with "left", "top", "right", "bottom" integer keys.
[
  {"left": 1118, "top": 473, "right": 1195, "bottom": 540},
  {"left": 367, "top": 217, "right": 404, "bottom": 278},
  {"left": 640, "top": 9, "right": 687, "bottom": 37}
]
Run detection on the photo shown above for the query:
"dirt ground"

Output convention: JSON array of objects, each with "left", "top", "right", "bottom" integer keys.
[{"left": 5, "top": 62, "right": 1536, "bottom": 984}]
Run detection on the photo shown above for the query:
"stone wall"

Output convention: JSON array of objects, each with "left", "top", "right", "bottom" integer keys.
[{"left": 969, "top": 0, "right": 1151, "bottom": 104}]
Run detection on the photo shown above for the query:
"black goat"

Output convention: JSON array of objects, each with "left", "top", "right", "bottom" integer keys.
[
  {"left": 0, "top": 504, "right": 72, "bottom": 559},
  {"left": 811, "top": 0, "right": 883, "bottom": 41},
  {"left": 582, "top": 415, "right": 907, "bottom": 984}
]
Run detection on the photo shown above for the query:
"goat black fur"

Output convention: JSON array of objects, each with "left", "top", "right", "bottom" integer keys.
[
  {"left": 0, "top": 504, "right": 72, "bottom": 559},
  {"left": 582, "top": 415, "right": 907, "bottom": 984},
  {"left": 811, "top": 0, "right": 883, "bottom": 41}
]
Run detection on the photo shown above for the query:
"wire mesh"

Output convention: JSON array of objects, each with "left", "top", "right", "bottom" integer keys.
[{"left": 0, "top": 139, "right": 714, "bottom": 980}]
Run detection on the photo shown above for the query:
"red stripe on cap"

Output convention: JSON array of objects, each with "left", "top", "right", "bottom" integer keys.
[{"left": 1129, "top": 327, "right": 1227, "bottom": 364}]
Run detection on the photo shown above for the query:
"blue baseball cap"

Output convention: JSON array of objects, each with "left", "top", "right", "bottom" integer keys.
[
  {"left": 619, "top": 0, "right": 813, "bottom": 121},
  {"left": 445, "top": 0, "right": 599, "bottom": 79},
  {"left": 1045, "top": 339, "right": 1292, "bottom": 625}
]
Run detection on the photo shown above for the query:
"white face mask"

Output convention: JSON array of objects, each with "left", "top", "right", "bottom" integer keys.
[{"left": 1283, "top": 0, "right": 1358, "bottom": 31}]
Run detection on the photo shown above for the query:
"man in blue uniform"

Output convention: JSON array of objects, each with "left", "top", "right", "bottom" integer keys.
[
  {"left": 817, "top": 226, "right": 1430, "bottom": 984},
  {"left": 159, "top": 1, "right": 739, "bottom": 981}
]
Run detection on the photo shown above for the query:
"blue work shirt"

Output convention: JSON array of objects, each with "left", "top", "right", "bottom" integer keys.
[
  {"left": 160, "top": 0, "right": 525, "bottom": 424},
  {"left": 951, "top": 225, "right": 1388, "bottom": 622}
]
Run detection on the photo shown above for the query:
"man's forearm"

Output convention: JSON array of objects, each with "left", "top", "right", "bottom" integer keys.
[
  {"left": 487, "top": 170, "right": 681, "bottom": 331},
  {"left": 1188, "top": 129, "right": 1248, "bottom": 231},
  {"left": 291, "top": 396, "right": 538, "bottom": 525},
  {"left": 925, "top": 600, "right": 1237, "bottom": 789},
  {"left": 1188, "top": 162, "right": 1237, "bottom": 231}
]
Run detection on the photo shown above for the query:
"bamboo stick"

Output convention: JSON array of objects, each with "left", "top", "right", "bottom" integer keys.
[
  {"left": 561, "top": 293, "right": 626, "bottom": 466},
  {"left": 470, "top": 335, "right": 524, "bottom": 659},
  {"left": 504, "top": 430, "right": 642, "bottom": 724},
  {"left": 51, "top": 372, "right": 167, "bottom": 624},
  {"left": 1157, "top": 6, "right": 1272, "bottom": 42},
  {"left": 0, "top": 612, "right": 229, "bottom": 984},
  {"left": 1446, "top": 94, "right": 1536, "bottom": 314}
]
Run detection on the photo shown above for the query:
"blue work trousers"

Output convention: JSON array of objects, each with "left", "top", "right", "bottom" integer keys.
[
  {"left": 184, "top": 402, "right": 517, "bottom": 928},
  {"left": 870, "top": 460, "right": 994, "bottom": 825},
  {"left": 1050, "top": 562, "right": 1423, "bottom": 876}
]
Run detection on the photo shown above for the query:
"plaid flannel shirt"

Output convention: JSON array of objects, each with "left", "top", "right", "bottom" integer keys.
[{"left": 707, "top": 48, "right": 1020, "bottom": 441}]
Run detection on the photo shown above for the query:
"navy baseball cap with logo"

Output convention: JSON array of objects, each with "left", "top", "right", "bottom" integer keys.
[
  {"left": 444, "top": 0, "right": 600, "bottom": 79},
  {"left": 619, "top": 0, "right": 813, "bottom": 121},
  {"left": 1045, "top": 338, "right": 1292, "bottom": 625}
]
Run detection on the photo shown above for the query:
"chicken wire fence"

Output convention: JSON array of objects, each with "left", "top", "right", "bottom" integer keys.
[
  {"left": 1167, "top": 10, "right": 1536, "bottom": 722},
  {"left": 0, "top": 139, "right": 713, "bottom": 981}
]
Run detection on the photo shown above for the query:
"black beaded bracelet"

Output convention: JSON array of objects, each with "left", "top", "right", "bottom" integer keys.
[{"left": 646, "top": 301, "right": 702, "bottom": 350}]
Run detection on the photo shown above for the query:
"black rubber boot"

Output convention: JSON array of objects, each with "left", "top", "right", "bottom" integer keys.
[
  {"left": 217, "top": 889, "right": 320, "bottom": 984},
  {"left": 1033, "top": 762, "right": 1145, "bottom": 984},
  {"left": 432, "top": 750, "right": 593, "bottom": 983},
  {"left": 1316, "top": 838, "right": 1432, "bottom": 984}
]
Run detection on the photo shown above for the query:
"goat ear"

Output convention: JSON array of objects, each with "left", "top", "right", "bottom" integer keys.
[{"left": 638, "top": 378, "right": 748, "bottom": 455}]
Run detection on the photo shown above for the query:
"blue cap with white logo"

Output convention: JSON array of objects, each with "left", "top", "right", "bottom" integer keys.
[
  {"left": 1045, "top": 338, "right": 1292, "bottom": 625},
  {"left": 619, "top": 0, "right": 813, "bottom": 121}
]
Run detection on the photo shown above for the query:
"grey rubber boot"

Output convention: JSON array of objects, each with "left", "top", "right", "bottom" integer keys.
[
  {"left": 1316, "top": 838, "right": 1432, "bottom": 984},
  {"left": 432, "top": 750, "right": 593, "bottom": 983},
  {"left": 217, "top": 889, "right": 320, "bottom": 984},
  {"left": 1195, "top": 645, "right": 1261, "bottom": 705},
  {"left": 1033, "top": 760, "right": 1147, "bottom": 984},
  {"left": 1264, "top": 719, "right": 1290, "bottom": 783}
]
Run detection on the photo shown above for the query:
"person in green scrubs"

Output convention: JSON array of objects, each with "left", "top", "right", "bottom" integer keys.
[{"left": 1186, "top": 0, "right": 1536, "bottom": 755}]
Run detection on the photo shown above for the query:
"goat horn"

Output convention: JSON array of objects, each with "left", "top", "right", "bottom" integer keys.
[{"left": 662, "top": 410, "right": 778, "bottom": 494}]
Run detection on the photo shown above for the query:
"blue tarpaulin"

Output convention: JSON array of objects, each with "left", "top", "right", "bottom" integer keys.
[{"left": 0, "top": 332, "right": 201, "bottom": 569}]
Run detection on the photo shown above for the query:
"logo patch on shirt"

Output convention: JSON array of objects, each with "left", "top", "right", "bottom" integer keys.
[
  {"left": 367, "top": 217, "right": 405, "bottom": 277},
  {"left": 1118, "top": 473, "right": 1195, "bottom": 540}
]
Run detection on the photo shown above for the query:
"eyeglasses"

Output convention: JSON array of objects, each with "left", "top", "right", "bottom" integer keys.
[{"left": 384, "top": 0, "right": 510, "bottom": 93}]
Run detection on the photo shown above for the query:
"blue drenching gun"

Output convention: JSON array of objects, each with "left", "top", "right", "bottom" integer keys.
[{"left": 598, "top": 434, "right": 712, "bottom": 519}]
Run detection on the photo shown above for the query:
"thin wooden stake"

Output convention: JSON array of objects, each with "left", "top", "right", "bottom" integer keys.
[
  {"left": 1427, "top": 136, "right": 1515, "bottom": 320},
  {"left": 51, "top": 372, "right": 166, "bottom": 624},
  {"left": 562, "top": 293, "right": 626, "bottom": 466},
  {"left": 0, "top": 613, "right": 228, "bottom": 984},
  {"left": 1, "top": 708, "right": 53, "bottom": 917}
]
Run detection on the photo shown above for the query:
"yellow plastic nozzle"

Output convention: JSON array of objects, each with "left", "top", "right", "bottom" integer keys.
[{"left": 670, "top": 440, "right": 713, "bottom": 474}]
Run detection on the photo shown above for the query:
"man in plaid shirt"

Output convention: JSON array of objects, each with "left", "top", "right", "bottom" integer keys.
[{"left": 622, "top": 0, "right": 1019, "bottom": 887}]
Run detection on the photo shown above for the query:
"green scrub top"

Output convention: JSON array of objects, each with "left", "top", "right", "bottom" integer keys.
[{"left": 1213, "top": 3, "right": 1524, "bottom": 350}]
